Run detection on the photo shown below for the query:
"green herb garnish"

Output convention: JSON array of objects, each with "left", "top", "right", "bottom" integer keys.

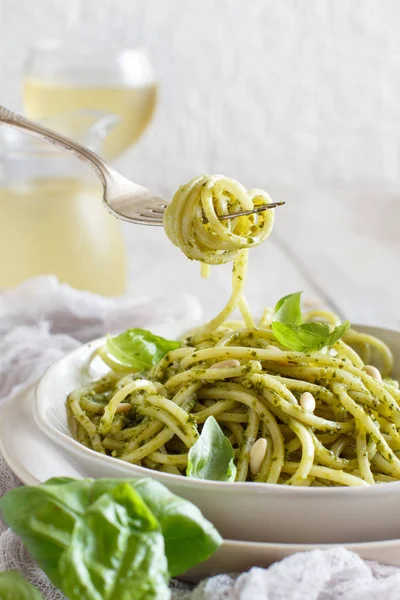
[
  {"left": 271, "top": 292, "right": 350, "bottom": 352},
  {"left": 106, "top": 328, "right": 181, "bottom": 370},
  {"left": 0, "top": 477, "right": 222, "bottom": 600},
  {"left": 0, "top": 572, "right": 44, "bottom": 599},
  {"left": 187, "top": 416, "right": 236, "bottom": 482}
]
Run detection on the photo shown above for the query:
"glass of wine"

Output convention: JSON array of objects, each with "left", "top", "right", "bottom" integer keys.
[{"left": 23, "top": 41, "right": 157, "bottom": 160}]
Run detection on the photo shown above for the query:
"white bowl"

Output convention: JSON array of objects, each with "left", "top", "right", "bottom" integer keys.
[{"left": 35, "top": 321, "right": 400, "bottom": 545}]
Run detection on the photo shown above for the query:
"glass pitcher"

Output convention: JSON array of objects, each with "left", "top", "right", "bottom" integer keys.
[{"left": 0, "top": 111, "right": 127, "bottom": 295}]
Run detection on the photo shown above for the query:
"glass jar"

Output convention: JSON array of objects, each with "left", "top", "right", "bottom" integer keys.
[{"left": 0, "top": 111, "right": 128, "bottom": 295}]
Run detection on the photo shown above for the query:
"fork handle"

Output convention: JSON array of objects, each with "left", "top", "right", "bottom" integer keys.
[{"left": 0, "top": 105, "right": 113, "bottom": 187}]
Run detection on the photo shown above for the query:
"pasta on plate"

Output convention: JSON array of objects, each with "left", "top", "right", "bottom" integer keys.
[{"left": 68, "top": 175, "right": 400, "bottom": 487}]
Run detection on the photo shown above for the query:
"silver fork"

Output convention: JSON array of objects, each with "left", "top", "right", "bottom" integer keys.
[{"left": 0, "top": 105, "right": 284, "bottom": 226}]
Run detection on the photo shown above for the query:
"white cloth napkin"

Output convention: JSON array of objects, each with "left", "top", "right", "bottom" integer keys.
[{"left": 0, "top": 277, "right": 399, "bottom": 600}]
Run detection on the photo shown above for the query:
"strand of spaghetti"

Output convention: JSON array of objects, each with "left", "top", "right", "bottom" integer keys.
[
  {"left": 122, "top": 390, "right": 198, "bottom": 457},
  {"left": 285, "top": 420, "right": 315, "bottom": 485},
  {"left": 330, "top": 435, "right": 352, "bottom": 458},
  {"left": 249, "top": 374, "right": 352, "bottom": 433},
  {"left": 281, "top": 462, "right": 368, "bottom": 487},
  {"left": 201, "top": 251, "right": 248, "bottom": 334},
  {"left": 224, "top": 422, "right": 244, "bottom": 449},
  {"left": 193, "top": 399, "right": 238, "bottom": 423},
  {"left": 164, "top": 360, "right": 262, "bottom": 391},
  {"left": 333, "top": 340, "right": 364, "bottom": 368},
  {"left": 137, "top": 404, "right": 197, "bottom": 447},
  {"left": 310, "top": 430, "right": 357, "bottom": 470},
  {"left": 149, "top": 347, "right": 194, "bottom": 382},
  {"left": 138, "top": 393, "right": 197, "bottom": 430},
  {"left": 255, "top": 433, "right": 273, "bottom": 483},
  {"left": 371, "top": 453, "right": 399, "bottom": 478},
  {"left": 217, "top": 411, "right": 248, "bottom": 423},
  {"left": 68, "top": 390, "right": 105, "bottom": 454},
  {"left": 356, "top": 426, "right": 375, "bottom": 484},
  {"left": 147, "top": 451, "right": 188, "bottom": 466},
  {"left": 303, "top": 310, "right": 341, "bottom": 326},
  {"left": 121, "top": 427, "right": 176, "bottom": 463},
  {"left": 332, "top": 382, "right": 400, "bottom": 476},
  {"left": 237, "top": 295, "right": 254, "bottom": 328},
  {"left": 99, "top": 380, "right": 159, "bottom": 434},
  {"left": 236, "top": 409, "right": 260, "bottom": 481},
  {"left": 343, "top": 330, "right": 393, "bottom": 376}
]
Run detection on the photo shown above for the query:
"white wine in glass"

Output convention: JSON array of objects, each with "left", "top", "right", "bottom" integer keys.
[{"left": 23, "top": 43, "right": 157, "bottom": 159}]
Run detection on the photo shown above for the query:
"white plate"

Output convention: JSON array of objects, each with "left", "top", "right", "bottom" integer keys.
[
  {"left": 0, "top": 384, "right": 82, "bottom": 485},
  {"left": 34, "top": 321, "right": 400, "bottom": 545},
  {"left": 3, "top": 384, "right": 400, "bottom": 583}
]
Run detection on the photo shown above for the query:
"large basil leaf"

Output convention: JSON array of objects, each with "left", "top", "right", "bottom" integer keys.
[
  {"left": 0, "top": 572, "right": 43, "bottom": 600},
  {"left": 59, "top": 483, "right": 168, "bottom": 600},
  {"left": 187, "top": 416, "right": 236, "bottom": 482},
  {"left": 133, "top": 479, "right": 222, "bottom": 577},
  {"left": 105, "top": 328, "right": 181, "bottom": 370},
  {"left": 0, "top": 477, "right": 221, "bottom": 594}
]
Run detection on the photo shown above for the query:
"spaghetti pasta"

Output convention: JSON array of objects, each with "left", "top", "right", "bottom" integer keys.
[{"left": 68, "top": 174, "right": 400, "bottom": 487}]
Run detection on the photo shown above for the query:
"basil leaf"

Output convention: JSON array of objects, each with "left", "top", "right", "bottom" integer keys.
[
  {"left": 106, "top": 328, "right": 181, "bottom": 370},
  {"left": 133, "top": 479, "right": 222, "bottom": 577},
  {"left": 271, "top": 322, "right": 316, "bottom": 352},
  {"left": 272, "top": 292, "right": 350, "bottom": 352},
  {"left": 0, "top": 477, "right": 221, "bottom": 595},
  {"left": 59, "top": 482, "right": 168, "bottom": 600},
  {"left": 57, "top": 477, "right": 222, "bottom": 578},
  {"left": 0, "top": 572, "right": 43, "bottom": 600},
  {"left": 274, "top": 292, "right": 303, "bottom": 326},
  {"left": 325, "top": 320, "right": 351, "bottom": 347},
  {"left": 272, "top": 321, "right": 350, "bottom": 352},
  {"left": 187, "top": 416, "right": 236, "bottom": 482}
]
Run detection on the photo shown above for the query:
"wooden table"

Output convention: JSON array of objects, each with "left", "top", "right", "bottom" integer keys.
[{"left": 124, "top": 187, "right": 400, "bottom": 330}]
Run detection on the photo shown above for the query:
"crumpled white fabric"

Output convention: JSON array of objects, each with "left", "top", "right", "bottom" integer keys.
[{"left": 0, "top": 277, "right": 399, "bottom": 600}]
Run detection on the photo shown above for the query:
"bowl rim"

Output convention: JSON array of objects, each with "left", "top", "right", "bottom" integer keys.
[{"left": 34, "top": 322, "right": 400, "bottom": 497}]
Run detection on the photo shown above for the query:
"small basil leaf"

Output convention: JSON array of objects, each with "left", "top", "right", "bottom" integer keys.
[
  {"left": 0, "top": 572, "right": 44, "bottom": 600},
  {"left": 272, "top": 321, "right": 350, "bottom": 352},
  {"left": 187, "top": 416, "right": 236, "bottom": 482},
  {"left": 59, "top": 482, "right": 169, "bottom": 600},
  {"left": 325, "top": 320, "right": 351, "bottom": 347},
  {"left": 274, "top": 292, "right": 303, "bottom": 326},
  {"left": 271, "top": 322, "right": 317, "bottom": 352},
  {"left": 106, "top": 328, "right": 181, "bottom": 370}
]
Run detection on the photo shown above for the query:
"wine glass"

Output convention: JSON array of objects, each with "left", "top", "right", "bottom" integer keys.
[{"left": 23, "top": 41, "right": 157, "bottom": 160}]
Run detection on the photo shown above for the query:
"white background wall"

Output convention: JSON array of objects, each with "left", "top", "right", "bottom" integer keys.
[{"left": 1, "top": 0, "right": 400, "bottom": 196}]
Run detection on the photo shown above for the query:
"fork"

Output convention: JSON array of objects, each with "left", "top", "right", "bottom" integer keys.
[{"left": 0, "top": 105, "right": 284, "bottom": 226}]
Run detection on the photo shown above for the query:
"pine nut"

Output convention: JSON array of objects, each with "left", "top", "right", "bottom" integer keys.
[
  {"left": 116, "top": 403, "right": 132, "bottom": 413},
  {"left": 300, "top": 392, "right": 315, "bottom": 413},
  {"left": 209, "top": 359, "right": 241, "bottom": 369},
  {"left": 250, "top": 438, "right": 268, "bottom": 475},
  {"left": 363, "top": 365, "right": 382, "bottom": 381}
]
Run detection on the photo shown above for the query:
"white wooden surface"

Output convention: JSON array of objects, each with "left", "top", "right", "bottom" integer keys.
[{"left": 124, "top": 187, "right": 400, "bottom": 331}]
